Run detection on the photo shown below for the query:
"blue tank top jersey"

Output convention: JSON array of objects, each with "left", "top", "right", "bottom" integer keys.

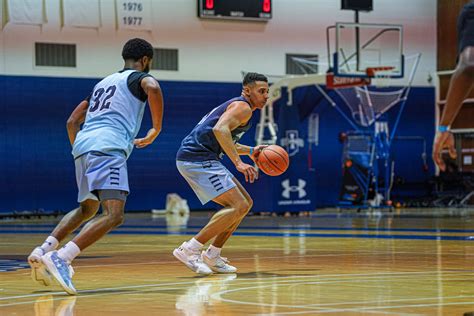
[
  {"left": 72, "top": 69, "right": 148, "bottom": 159},
  {"left": 177, "top": 96, "right": 252, "bottom": 162}
]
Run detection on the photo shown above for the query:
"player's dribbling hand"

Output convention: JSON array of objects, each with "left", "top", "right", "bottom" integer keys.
[
  {"left": 235, "top": 161, "right": 258, "bottom": 183},
  {"left": 250, "top": 145, "right": 268, "bottom": 163},
  {"left": 432, "top": 131, "right": 456, "bottom": 172},
  {"left": 134, "top": 128, "right": 159, "bottom": 148}
]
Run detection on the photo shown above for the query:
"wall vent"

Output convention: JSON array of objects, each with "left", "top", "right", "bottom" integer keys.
[
  {"left": 152, "top": 48, "right": 178, "bottom": 71},
  {"left": 35, "top": 43, "right": 76, "bottom": 67}
]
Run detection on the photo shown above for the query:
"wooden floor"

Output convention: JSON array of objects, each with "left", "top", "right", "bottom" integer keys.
[{"left": 1, "top": 208, "right": 474, "bottom": 315}]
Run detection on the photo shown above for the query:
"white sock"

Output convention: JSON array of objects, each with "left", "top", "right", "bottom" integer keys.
[
  {"left": 186, "top": 238, "right": 203, "bottom": 251},
  {"left": 40, "top": 236, "right": 59, "bottom": 253},
  {"left": 57, "top": 241, "right": 81, "bottom": 263},
  {"left": 206, "top": 245, "right": 222, "bottom": 258}
]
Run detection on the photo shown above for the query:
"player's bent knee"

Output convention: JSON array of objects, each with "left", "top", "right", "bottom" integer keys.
[
  {"left": 247, "top": 198, "right": 254, "bottom": 211},
  {"left": 236, "top": 200, "right": 253, "bottom": 218},
  {"left": 108, "top": 213, "right": 124, "bottom": 227},
  {"left": 234, "top": 200, "right": 251, "bottom": 217}
]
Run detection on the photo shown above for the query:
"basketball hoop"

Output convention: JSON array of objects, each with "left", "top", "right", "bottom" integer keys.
[
  {"left": 366, "top": 66, "right": 395, "bottom": 77},
  {"left": 366, "top": 66, "right": 396, "bottom": 88}
]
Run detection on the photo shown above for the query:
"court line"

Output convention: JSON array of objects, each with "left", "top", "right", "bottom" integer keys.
[
  {"left": 212, "top": 281, "right": 474, "bottom": 314},
  {"left": 0, "top": 279, "right": 362, "bottom": 307},
  {"left": 10, "top": 252, "right": 474, "bottom": 272},
  {"left": 2, "top": 270, "right": 473, "bottom": 303},
  {"left": 263, "top": 308, "right": 419, "bottom": 315},
  {"left": 0, "top": 275, "right": 469, "bottom": 310},
  {"left": 261, "top": 309, "right": 421, "bottom": 316},
  {"left": 309, "top": 301, "right": 474, "bottom": 314},
  {"left": 3, "top": 250, "right": 474, "bottom": 277},
  {"left": 4, "top": 247, "right": 474, "bottom": 259},
  {"left": 3, "top": 223, "right": 474, "bottom": 233},
  {"left": 0, "top": 253, "right": 358, "bottom": 276},
  {"left": 211, "top": 282, "right": 474, "bottom": 308},
  {"left": 0, "top": 280, "right": 199, "bottom": 304},
  {"left": 2, "top": 275, "right": 474, "bottom": 315},
  {"left": 2, "top": 250, "right": 474, "bottom": 286},
  {"left": 0, "top": 285, "right": 193, "bottom": 307},
  {"left": 0, "top": 229, "right": 473, "bottom": 241}
]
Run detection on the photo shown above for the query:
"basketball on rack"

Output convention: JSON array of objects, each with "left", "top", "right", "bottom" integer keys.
[{"left": 257, "top": 145, "right": 289, "bottom": 176}]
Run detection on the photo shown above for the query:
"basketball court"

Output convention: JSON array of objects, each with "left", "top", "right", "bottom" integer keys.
[{"left": 1, "top": 210, "right": 474, "bottom": 315}]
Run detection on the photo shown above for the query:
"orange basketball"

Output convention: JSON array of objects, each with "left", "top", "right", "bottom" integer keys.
[{"left": 257, "top": 145, "right": 289, "bottom": 176}]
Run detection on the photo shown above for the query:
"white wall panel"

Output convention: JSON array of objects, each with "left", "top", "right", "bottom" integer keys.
[{"left": 0, "top": 0, "right": 436, "bottom": 86}]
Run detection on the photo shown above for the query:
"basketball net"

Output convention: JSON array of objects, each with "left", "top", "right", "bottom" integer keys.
[{"left": 317, "top": 54, "right": 421, "bottom": 127}]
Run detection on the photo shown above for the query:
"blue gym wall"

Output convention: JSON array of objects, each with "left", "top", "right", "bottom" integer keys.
[
  {"left": 0, "top": 75, "right": 435, "bottom": 213},
  {"left": 281, "top": 85, "right": 435, "bottom": 206}
]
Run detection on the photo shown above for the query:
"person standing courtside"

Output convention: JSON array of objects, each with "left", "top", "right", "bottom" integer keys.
[
  {"left": 27, "top": 38, "right": 164, "bottom": 294},
  {"left": 433, "top": 2, "right": 474, "bottom": 170},
  {"left": 173, "top": 72, "right": 268, "bottom": 275}
]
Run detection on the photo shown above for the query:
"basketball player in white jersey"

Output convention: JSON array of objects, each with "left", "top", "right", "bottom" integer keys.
[{"left": 27, "top": 38, "right": 164, "bottom": 294}]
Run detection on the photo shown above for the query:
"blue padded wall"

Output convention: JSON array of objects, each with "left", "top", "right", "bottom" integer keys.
[
  {"left": 0, "top": 75, "right": 435, "bottom": 213},
  {"left": 280, "top": 86, "right": 436, "bottom": 207}
]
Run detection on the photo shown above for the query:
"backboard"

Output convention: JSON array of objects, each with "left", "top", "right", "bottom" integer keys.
[{"left": 332, "top": 23, "right": 404, "bottom": 78}]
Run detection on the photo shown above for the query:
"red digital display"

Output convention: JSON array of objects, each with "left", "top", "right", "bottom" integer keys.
[
  {"left": 205, "top": 0, "right": 214, "bottom": 9},
  {"left": 198, "top": 0, "right": 272, "bottom": 21},
  {"left": 263, "top": 0, "right": 271, "bottom": 13}
]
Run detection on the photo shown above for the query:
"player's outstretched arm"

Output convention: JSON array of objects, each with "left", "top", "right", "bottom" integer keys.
[
  {"left": 66, "top": 100, "right": 89, "bottom": 146},
  {"left": 433, "top": 47, "right": 474, "bottom": 171},
  {"left": 213, "top": 102, "right": 258, "bottom": 183},
  {"left": 134, "top": 77, "right": 164, "bottom": 148}
]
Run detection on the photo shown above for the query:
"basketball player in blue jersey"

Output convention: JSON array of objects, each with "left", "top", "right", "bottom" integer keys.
[
  {"left": 173, "top": 72, "right": 269, "bottom": 275},
  {"left": 27, "top": 38, "right": 164, "bottom": 294},
  {"left": 433, "top": 2, "right": 474, "bottom": 171}
]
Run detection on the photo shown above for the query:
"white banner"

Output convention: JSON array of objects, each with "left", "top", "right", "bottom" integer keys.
[
  {"left": 62, "top": 0, "right": 101, "bottom": 28},
  {"left": 115, "top": 0, "right": 152, "bottom": 31},
  {"left": 7, "top": 0, "right": 46, "bottom": 25}
]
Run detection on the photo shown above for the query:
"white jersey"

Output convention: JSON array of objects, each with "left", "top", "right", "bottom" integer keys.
[{"left": 72, "top": 70, "right": 147, "bottom": 159}]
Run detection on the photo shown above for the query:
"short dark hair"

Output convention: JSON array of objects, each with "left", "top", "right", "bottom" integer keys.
[
  {"left": 122, "top": 38, "right": 154, "bottom": 61},
  {"left": 243, "top": 72, "right": 268, "bottom": 86}
]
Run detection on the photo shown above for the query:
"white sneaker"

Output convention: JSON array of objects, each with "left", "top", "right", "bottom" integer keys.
[
  {"left": 28, "top": 247, "right": 52, "bottom": 286},
  {"left": 42, "top": 251, "right": 77, "bottom": 295},
  {"left": 201, "top": 252, "right": 237, "bottom": 273},
  {"left": 68, "top": 265, "right": 75, "bottom": 278},
  {"left": 173, "top": 242, "right": 213, "bottom": 275}
]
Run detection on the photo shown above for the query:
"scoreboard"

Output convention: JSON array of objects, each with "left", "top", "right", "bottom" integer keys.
[{"left": 197, "top": 0, "right": 272, "bottom": 22}]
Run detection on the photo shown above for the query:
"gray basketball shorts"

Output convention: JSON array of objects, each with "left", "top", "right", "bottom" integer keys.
[
  {"left": 74, "top": 151, "right": 129, "bottom": 203},
  {"left": 176, "top": 160, "right": 236, "bottom": 204}
]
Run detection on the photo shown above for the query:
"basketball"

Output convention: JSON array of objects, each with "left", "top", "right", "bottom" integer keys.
[{"left": 257, "top": 145, "right": 289, "bottom": 176}]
